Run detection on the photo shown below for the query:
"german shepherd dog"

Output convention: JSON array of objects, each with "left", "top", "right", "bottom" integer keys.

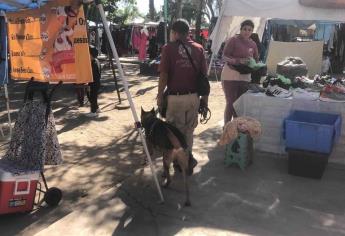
[{"left": 141, "top": 107, "right": 191, "bottom": 206}]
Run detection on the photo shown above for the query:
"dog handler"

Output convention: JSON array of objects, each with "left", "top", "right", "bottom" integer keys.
[{"left": 157, "top": 19, "right": 208, "bottom": 174}]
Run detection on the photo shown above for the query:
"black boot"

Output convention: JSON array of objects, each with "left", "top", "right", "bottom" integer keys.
[{"left": 187, "top": 152, "right": 198, "bottom": 176}]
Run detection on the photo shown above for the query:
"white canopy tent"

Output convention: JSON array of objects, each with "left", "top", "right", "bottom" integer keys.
[
  {"left": 209, "top": 0, "right": 345, "bottom": 74},
  {"left": 209, "top": 16, "right": 266, "bottom": 62}
]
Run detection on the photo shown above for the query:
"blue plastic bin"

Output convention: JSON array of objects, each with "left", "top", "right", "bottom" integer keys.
[{"left": 283, "top": 110, "right": 342, "bottom": 154}]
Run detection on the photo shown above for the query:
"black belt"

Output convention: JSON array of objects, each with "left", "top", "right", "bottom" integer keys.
[{"left": 167, "top": 91, "right": 196, "bottom": 95}]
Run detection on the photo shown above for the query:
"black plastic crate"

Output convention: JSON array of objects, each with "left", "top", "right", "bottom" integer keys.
[{"left": 287, "top": 149, "right": 329, "bottom": 179}]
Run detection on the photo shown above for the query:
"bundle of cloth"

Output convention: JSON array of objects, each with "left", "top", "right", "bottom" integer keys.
[
  {"left": 276, "top": 57, "right": 308, "bottom": 79},
  {"left": 218, "top": 117, "right": 262, "bottom": 146},
  {"left": 232, "top": 57, "right": 266, "bottom": 74}
]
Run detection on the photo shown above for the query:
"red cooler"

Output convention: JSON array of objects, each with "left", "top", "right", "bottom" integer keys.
[{"left": 0, "top": 168, "right": 39, "bottom": 214}]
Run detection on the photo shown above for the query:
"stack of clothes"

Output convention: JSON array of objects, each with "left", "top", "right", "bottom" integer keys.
[
  {"left": 232, "top": 57, "right": 266, "bottom": 74},
  {"left": 276, "top": 57, "right": 308, "bottom": 79},
  {"left": 218, "top": 117, "right": 262, "bottom": 146}
]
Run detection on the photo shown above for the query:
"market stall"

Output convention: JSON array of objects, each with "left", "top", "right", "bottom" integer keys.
[
  {"left": 211, "top": 0, "right": 345, "bottom": 177},
  {"left": 233, "top": 92, "right": 345, "bottom": 164},
  {"left": 208, "top": 0, "right": 345, "bottom": 75}
]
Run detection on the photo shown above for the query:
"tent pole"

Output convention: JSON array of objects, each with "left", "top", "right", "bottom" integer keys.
[
  {"left": 207, "top": 17, "right": 222, "bottom": 76},
  {"left": 4, "top": 84, "right": 12, "bottom": 137},
  {"left": 207, "top": 53, "right": 215, "bottom": 76},
  {"left": 94, "top": 0, "right": 164, "bottom": 203},
  {"left": 2, "top": 12, "right": 11, "bottom": 137}
]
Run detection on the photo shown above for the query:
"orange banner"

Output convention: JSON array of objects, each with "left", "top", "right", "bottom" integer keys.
[{"left": 7, "top": 0, "right": 92, "bottom": 83}]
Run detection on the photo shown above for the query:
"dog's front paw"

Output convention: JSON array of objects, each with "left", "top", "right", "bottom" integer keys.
[{"left": 184, "top": 200, "right": 191, "bottom": 207}]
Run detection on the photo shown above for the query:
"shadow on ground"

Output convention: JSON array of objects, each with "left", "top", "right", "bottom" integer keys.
[
  {"left": 0, "top": 61, "right": 160, "bottom": 235},
  {"left": 1, "top": 58, "right": 345, "bottom": 235},
  {"left": 108, "top": 126, "right": 345, "bottom": 236}
]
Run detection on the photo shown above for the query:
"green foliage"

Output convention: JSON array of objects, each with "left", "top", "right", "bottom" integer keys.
[
  {"left": 85, "top": 0, "right": 142, "bottom": 25},
  {"left": 182, "top": 2, "right": 197, "bottom": 23}
]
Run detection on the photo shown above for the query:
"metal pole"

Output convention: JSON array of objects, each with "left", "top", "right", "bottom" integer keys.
[
  {"left": 94, "top": 0, "right": 164, "bottom": 203},
  {"left": 164, "top": 0, "right": 168, "bottom": 44},
  {"left": 2, "top": 11, "right": 11, "bottom": 137},
  {"left": 4, "top": 84, "right": 12, "bottom": 137},
  {"left": 107, "top": 45, "right": 122, "bottom": 103}
]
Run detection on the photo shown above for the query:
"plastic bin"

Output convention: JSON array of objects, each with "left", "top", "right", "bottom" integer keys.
[
  {"left": 287, "top": 149, "right": 329, "bottom": 179},
  {"left": 283, "top": 110, "right": 341, "bottom": 154}
]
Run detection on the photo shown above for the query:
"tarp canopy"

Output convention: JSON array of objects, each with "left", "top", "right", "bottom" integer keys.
[
  {"left": 209, "top": 16, "right": 267, "bottom": 56},
  {"left": 0, "top": 0, "right": 48, "bottom": 11},
  {"left": 145, "top": 21, "right": 159, "bottom": 27},
  {"left": 210, "top": 0, "right": 345, "bottom": 56},
  {"left": 221, "top": 0, "right": 345, "bottom": 21}
]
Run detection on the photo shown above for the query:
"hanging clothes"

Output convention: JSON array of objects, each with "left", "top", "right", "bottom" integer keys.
[
  {"left": 0, "top": 100, "right": 62, "bottom": 174},
  {"left": 131, "top": 27, "right": 141, "bottom": 51},
  {"left": 148, "top": 36, "right": 158, "bottom": 59},
  {"left": 157, "top": 22, "right": 166, "bottom": 45},
  {"left": 138, "top": 28, "right": 148, "bottom": 61},
  {"left": 315, "top": 23, "right": 335, "bottom": 42}
]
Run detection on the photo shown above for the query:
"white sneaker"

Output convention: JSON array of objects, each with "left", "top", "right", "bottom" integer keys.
[
  {"left": 266, "top": 85, "right": 292, "bottom": 98},
  {"left": 85, "top": 112, "right": 98, "bottom": 117},
  {"left": 293, "top": 88, "right": 319, "bottom": 100}
]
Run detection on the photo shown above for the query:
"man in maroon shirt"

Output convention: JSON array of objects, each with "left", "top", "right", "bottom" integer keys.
[{"left": 157, "top": 19, "right": 208, "bottom": 174}]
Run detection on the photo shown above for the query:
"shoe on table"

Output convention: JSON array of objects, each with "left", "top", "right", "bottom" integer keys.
[
  {"left": 320, "top": 85, "right": 345, "bottom": 102},
  {"left": 266, "top": 85, "right": 292, "bottom": 98}
]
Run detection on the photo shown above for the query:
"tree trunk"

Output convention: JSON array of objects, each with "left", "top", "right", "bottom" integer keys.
[
  {"left": 149, "top": 0, "right": 155, "bottom": 20},
  {"left": 195, "top": 0, "right": 204, "bottom": 44},
  {"left": 175, "top": 0, "right": 183, "bottom": 19}
]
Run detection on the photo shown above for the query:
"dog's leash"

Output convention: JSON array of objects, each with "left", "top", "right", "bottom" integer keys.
[{"left": 198, "top": 100, "right": 211, "bottom": 124}]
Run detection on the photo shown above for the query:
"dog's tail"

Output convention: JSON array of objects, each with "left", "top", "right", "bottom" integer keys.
[{"left": 165, "top": 123, "right": 188, "bottom": 150}]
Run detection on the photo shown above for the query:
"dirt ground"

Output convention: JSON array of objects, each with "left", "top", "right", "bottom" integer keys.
[
  {"left": 1, "top": 58, "right": 345, "bottom": 236},
  {"left": 0, "top": 57, "right": 225, "bottom": 235}
]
